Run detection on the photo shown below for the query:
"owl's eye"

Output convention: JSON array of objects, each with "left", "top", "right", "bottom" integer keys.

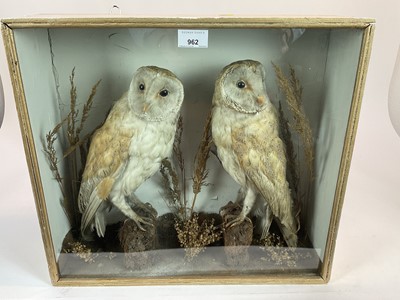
[
  {"left": 237, "top": 81, "right": 246, "bottom": 89},
  {"left": 139, "top": 83, "right": 145, "bottom": 91},
  {"left": 159, "top": 89, "right": 169, "bottom": 97}
]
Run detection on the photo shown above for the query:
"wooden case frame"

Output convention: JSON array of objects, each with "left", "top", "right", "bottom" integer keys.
[{"left": 1, "top": 16, "right": 374, "bottom": 285}]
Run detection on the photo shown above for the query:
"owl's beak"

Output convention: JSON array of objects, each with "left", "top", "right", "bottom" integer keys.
[
  {"left": 143, "top": 103, "right": 150, "bottom": 113},
  {"left": 257, "top": 96, "right": 265, "bottom": 106}
]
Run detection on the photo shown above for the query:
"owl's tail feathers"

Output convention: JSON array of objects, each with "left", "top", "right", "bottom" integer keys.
[
  {"left": 273, "top": 186, "right": 298, "bottom": 247},
  {"left": 94, "top": 209, "right": 107, "bottom": 238},
  {"left": 81, "top": 187, "right": 104, "bottom": 241},
  {"left": 260, "top": 205, "right": 298, "bottom": 247},
  {"left": 279, "top": 221, "right": 298, "bottom": 247},
  {"left": 277, "top": 199, "right": 298, "bottom": 247}
]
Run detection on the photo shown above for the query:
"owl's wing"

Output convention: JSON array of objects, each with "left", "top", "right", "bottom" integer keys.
[
  {"left": 231, "top": 124, "right": 291, "bottom": 222},
  {"left": 78, "top": 116, "right": 135, "bottom": 237}
]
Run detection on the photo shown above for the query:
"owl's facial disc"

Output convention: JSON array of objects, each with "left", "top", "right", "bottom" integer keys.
[
  {"left": 128, "top": 67, "right": 184, "bottom": 122},
  {"left": 141, "top": 88, "right": 169, "bottom": 113},
  {"left": 222, "top": 65, "right": 269, "bottom": 114}
]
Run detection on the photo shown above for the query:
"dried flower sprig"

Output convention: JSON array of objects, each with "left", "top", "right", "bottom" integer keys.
[
  {"left": 65, "top": 241, "right": 98, "bottom": 263},
  {"left": 175, "top": 213, "right": 221, "bottom": 262},
  {"left": 260, "top": 233, "right": 312, "bottom": 270}
]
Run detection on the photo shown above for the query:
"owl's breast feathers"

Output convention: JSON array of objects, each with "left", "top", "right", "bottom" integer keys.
[
  {"left": 213, "top": 105, "right": 288, "bottom": 197},
  {"left": 212, "top": 105, "right": 245, "bottom": 185},
  {"left": 231, "top": 109, "right": 287, "bottom": 187},
  {"left": 231, "top": 108, "right": 293, "bottom": 221},
  {"left": 78, "top": 95, "right": 176, "bottom": 213}
]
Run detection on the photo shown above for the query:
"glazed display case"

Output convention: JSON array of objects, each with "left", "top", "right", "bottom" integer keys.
[{"left": 1, "top": 16, "right": 374, "bottom": 285}]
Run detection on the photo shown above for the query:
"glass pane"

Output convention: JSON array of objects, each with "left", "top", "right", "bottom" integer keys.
[{"left": 13, "top": 25, "right": 363, "bottom": 279}]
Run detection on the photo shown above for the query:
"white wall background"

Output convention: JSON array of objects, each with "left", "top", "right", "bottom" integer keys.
[{"left": 0, "top": 1, "right": 400, "bottom": 299}]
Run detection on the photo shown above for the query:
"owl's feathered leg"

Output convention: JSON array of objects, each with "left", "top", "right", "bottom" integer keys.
[
  {"left": 226, "top": 188, "right": 257, "bottom": 228},
  {"left": 112, "top": 195, "right": 154, "bottom": 231},
  {"left": 235, "top": 187, "right": 246, "bottom": 203},
  {"left": 127, "top": 193, "right": 153, "bottom": 211}
]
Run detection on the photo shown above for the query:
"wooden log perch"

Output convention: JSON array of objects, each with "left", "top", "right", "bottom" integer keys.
[
  {"left": 118, "top": 203, "right": 158, "bottom": 270},
  {"left": 220, "top": 201, "right": 253, "bottom": 267}
]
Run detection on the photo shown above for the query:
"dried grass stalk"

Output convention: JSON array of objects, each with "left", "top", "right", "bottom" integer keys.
[
  {"left": 273, "top": 63, "right": 314, "bottom": 232},
  {"left": 159, "top": 115, "right": 186, "bottom": 219},
  {"left": 190, "top": 111, "right": 212, "bottom": 215},
  {"left": 173, "top": 115, "right": 184, "bottom": 172},
  {"left": 44, "top": 122, "right": 67, "bottom": 197},
  {"left": 162, "top": 111, "right": 213, "bottom": 217},
  {"left": 44, "top": 67, "right": 101, "bottom": 228},
  {"left": 160, "top": 158, "right": 184, "bottom": 219},
  {"left": 66, "top": 68, "right": 80, "bottom": 210},
  {"left": 278, "top": 102, "right": 301, "bottom": 230},
  {"left": 278, "top": 102, "right": 299, "bottom": 195},
  {"left": 63, "top": 132, "right": 91, "bottom": 159},
  {"left": 67, "top": 67, "right": 78, "bottom": 146},
  {"left": 76, "top": 79, "right": 101, "bottom": 137},
  {"left": 273, "top": 63, "right": 314, "bottom": 180},
  {"left": 159, "top": 111, "right": 219, "bottom": 260},
  {"left": 173, "top": 115, "right": 186, "bottom": 213},
  {"left": 47, "top": 29, "right": 62, "bottom": 109},
  {"left": 65, "top": 69, "right": 101, "bottom": 188},
  {"left": 43, "top": 116, "right": 72, "bottom": 224}
]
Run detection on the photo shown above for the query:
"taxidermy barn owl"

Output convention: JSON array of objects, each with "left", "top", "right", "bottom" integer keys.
[
  {"left": 78, "top": 66, "right": 184, "bottom": 240},
  {"left": 211, "top": 60, "right": 297, "bottom": 247}
]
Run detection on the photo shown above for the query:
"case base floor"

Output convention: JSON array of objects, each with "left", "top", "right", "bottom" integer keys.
[{"left": 59, "top": 213, "right": 321, "bottom": 278}]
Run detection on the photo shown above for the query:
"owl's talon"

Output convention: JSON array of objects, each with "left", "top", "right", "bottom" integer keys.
[
  {"left": 225, "top": 214, "right": 246, "bottom": 229},
  {"left": 133, "top": 216, "right": 155, "bottom": 231}
]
